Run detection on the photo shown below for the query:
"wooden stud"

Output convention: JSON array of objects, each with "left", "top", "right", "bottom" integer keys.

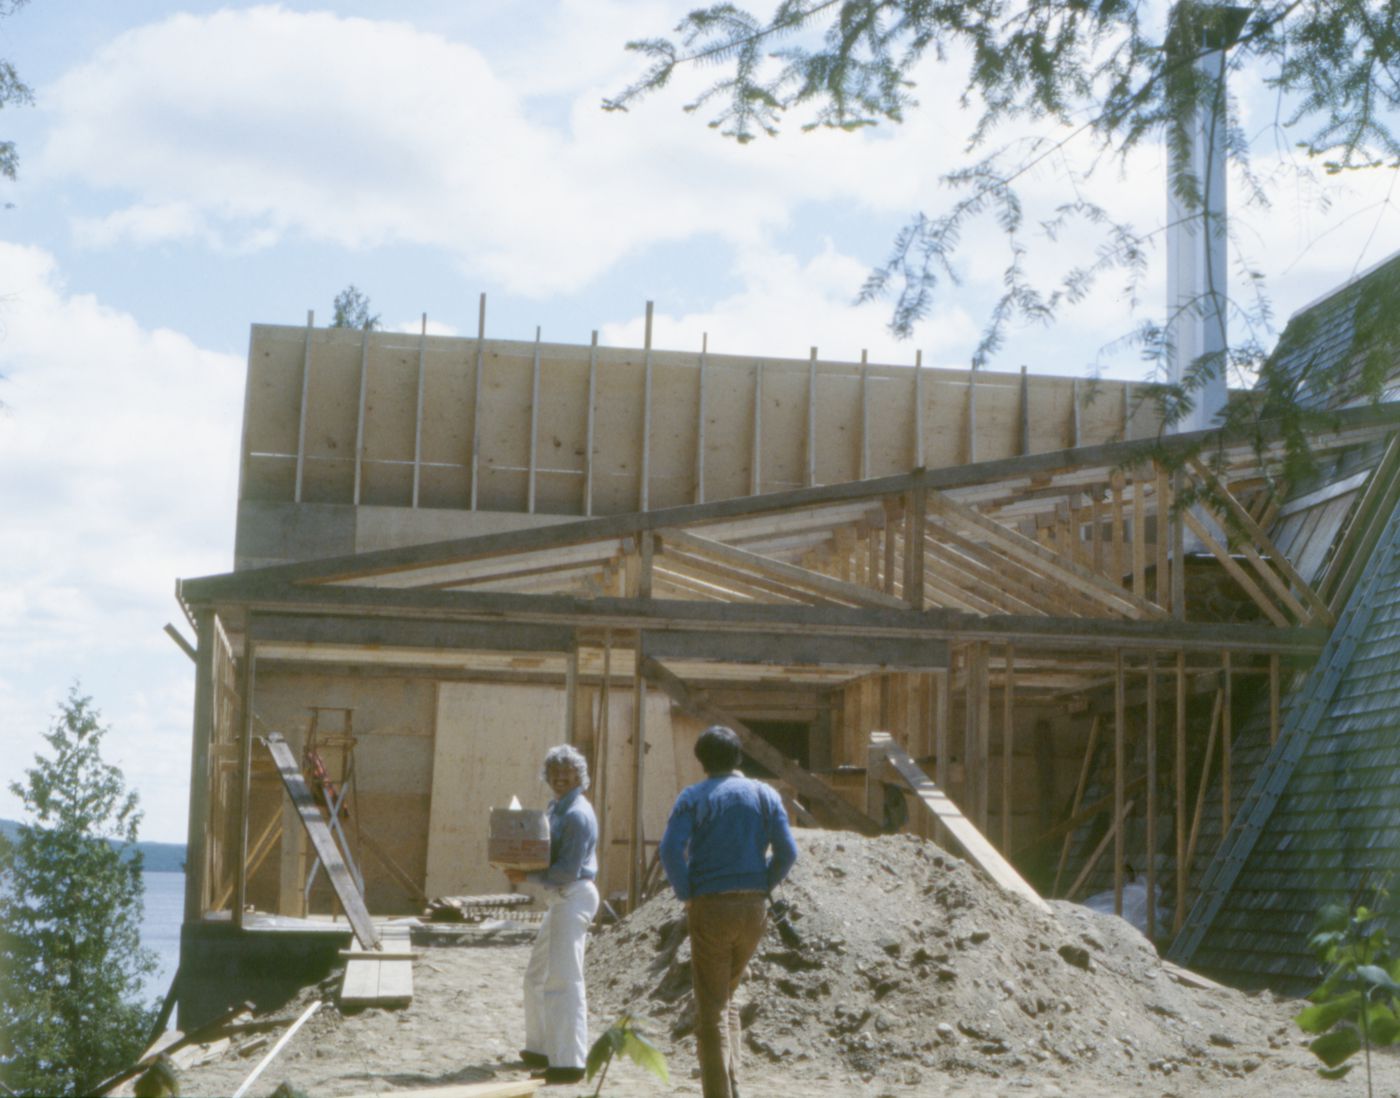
[
  {"left": 1001, "top": 645, "right": 1014, "bottom": 852},
  {"left": 527, "top": 326, "right": 541, "bottom": 513},
  {"left": 353, "top": 327, "right": 369, "bottom": 505},
  {"left": 1182, "top": 509, "right": 1290, "bottom": 627},
  {"left": 1155, "top": 465, "right": 1170, "bottom": 608},
  {"left": 584, "top": 332, "right": 598, "bottom": 516},
  {"left": 1123, "top": 382, "right": 1134, "bottom": 440},
  {"left": 1171, "top": 470, "right": 1186, "bottom": 618},
  {"left": 1113, "top": 647, "right": 1125, "bottom": 915},
  {"left": 1145, "top": 651, "right": 1158, "bottom": 941},
  {"left": 905, "top": 480, "right": 926, "bottom": 609},
  {"left": 860, "top": 350, "right": 870, "bottom": 480},
  {"left": 806, "top": 347, "right": 818, "bottom": 488},
  {"left": 413, "top": 314, "right": 427, "bottom": 509},
  {"left": 751, "top": 363, "right": 764, "bottom": 496},
  {"left": 629, "top": 641, "right": 647, "bottom": 910},
  {"left": 184, "top": 610, "right": 216, "bottom": 921},
  {"left": 696, "top": 334, "right": 708, "bottom": 504},
  {"left": 1110, "top": 472, "right": 1125, "bottom": 582},
  {"left": 913, "top": 350, "right": 925, "bottom": 468},
  {"left": 1132, "top": 467, "right": 1147, "bottom": 599},
  {"left": 1184, "top": 687, "right": 1223, "bottom": 876},
  {"left": 883, "top": 502, "right": 898, "bottom": 596},
  {"left": 640, "top": 301, "right": 653, "bottom": 511},
  {"left": 1054, "top": 714, "right": 1099, "bottom": 896},
  {"left": 1068, "top": 797, "right": 1135, "bottom": 901},
  {"left": 234, "top": 627, "right": 256, "bottom": 926},
  {"left": 638, "top": 532, "right": 654, "bottom": 600},
  {"left": 1221, "top": 650, "right": 1232, "bottom": 835},
  {"left": 294, "top": 310, "right": 313, "bottom": 503},
  {"left": 594, "top": 630, "right": 612, "bottom": 862},
  {"left": 1174, "top": 650, "right": 1187, "bottom": 933},
  {"left": 977, "top": 643, "right": 991, "bottom": 831},
  {"left": 1071, "top": 378, "right": 1081, "bottom": 448},
  {"left": 470, "top": 293, "right": 486, "bottom": 511}
]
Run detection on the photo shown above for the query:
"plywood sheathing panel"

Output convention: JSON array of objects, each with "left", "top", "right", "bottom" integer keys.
[
  {"left": 243, "top": 331, "right": 306, "bottom": 502},
  {"left": 476, "top": 348, "right": 534, "bottom": 513},
  {"left": 533, "top": 353, "right": 589, "bottom": 515},
  {"left": 427, "top": 683, "right": 566, "bottom": 898},
  {"left": 362, "top": 339, "right": 418, "bottom": 506},
  {"left": 300, "top": 331, "right": 360, "bottom": 504},
  {"left": 418, "top": 342, "right": 477, "bottom": 510},
  {"left": 591, "top": 353, "right": 645, "bottom": 515}
]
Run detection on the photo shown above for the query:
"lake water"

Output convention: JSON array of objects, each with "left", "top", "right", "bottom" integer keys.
[{"left": 140, "top": 870, "right": 184, "bottom": 1007}]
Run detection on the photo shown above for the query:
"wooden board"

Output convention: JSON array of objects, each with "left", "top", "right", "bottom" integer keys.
[
  {"left": 426, "top": 683, "right": 565, "bottom": 898},
  {"left": 261, "top": 733, "right": 379, "bottom": 948},
  {"left": 870, "top": 732, "right": 1050, "bottom": 911},
  {"left": 341, "top": 1081, "right": 539, "bottom": 1098},
  {"left": 340, "top": 925, "right": 413, "bottom": 1006}
]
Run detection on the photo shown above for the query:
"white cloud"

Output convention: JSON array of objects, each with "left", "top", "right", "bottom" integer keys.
[{"left": 0, "top": 242, "right": 243, "bottom": 841}]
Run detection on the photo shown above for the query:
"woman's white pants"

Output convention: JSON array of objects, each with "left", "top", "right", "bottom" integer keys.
[{"left": 523, "top": 878, "right": 599, "bottom": 1069}]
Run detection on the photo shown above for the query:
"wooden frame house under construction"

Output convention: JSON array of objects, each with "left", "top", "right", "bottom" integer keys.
[{"left": 173, "top": 287, "right": 1400, "bottom": 1025}]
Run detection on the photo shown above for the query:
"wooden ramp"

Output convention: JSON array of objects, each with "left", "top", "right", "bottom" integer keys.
[
  {"left": 340, "top": 924, "right": 414, "bottom": 1007},
  {"left": 868, "top": 731, "right": 1051, "bottom": 913},
  {"left": 262, "top": 732, "right": 380, "bottom": 950}
]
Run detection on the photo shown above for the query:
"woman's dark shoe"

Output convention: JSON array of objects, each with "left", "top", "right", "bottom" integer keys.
[
  {"left": 518, "top": 1049, "right": 548, "bottom": 1068},
  {"left": 534, "top": 1065, "right": 586, "bottom": 1085}
]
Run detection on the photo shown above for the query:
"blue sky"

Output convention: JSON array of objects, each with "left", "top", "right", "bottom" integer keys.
[{"left": 1, "top": 2, "right": 1396, "bottom": 842}]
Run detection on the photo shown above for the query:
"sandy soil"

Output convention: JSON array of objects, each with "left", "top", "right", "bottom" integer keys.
[{"left": 168, "top": 830, "right": 1400, "bottom": 1097}]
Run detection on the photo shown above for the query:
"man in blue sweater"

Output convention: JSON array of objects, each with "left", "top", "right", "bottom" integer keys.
[{"left": 659, "top": 725, "right": 798, "bottom": 1098}]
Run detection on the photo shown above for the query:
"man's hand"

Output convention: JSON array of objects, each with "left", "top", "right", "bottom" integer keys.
[{"left": 504, "top": 867, "right": 527, "bottom": 884}]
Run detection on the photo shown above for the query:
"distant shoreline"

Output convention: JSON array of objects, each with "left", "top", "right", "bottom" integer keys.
[{"left": 0, "top": 817, "right": 186, "bottom": 873}]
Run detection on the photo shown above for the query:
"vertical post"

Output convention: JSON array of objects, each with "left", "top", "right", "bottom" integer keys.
[
  {"left": 470, "top": 293, "right": 486, "bottom": 511},
  {"left": 860, "top": 350, "right": 870, "bottom": 480},
  {"left": 913, "top": 350, "right": 925, "bottom": 468},
  {"left": 806, "top": 346, "right": 819, "bottom": 487},
  {"left": 640, "top": 301, "right": 653, "bottom": 511},
  {"left": 638, "top": 532, "right": 654, "bottom": 600},
  {"left": 413, "top": 314, "right": 428, "bottom": 509},
  {"left": 628, "top": 642, "right": 647, "bottom": 911},
  {"left": 1001, "top": 645, "right": 1014, "bottom": 852},
  {"left": 1070, "top": 378, "right": 1081, "bottom": 447},
  {"left": 234, "top": 626, "right": 257, "bottom": 928},
  {"left": 905, "top": 476, "right": 926, "bottom": 609},
  {"left": 1114, "top": 648, "right": 1126, "bottom": 916},
  {"left": 696, "top": 334, "right": 708, "bottom": 504},
  {"left": 751, "top": 363, "right": 764, "bottom": 496},
  {"left": 595, "top": 630, "right": 613, "bottom": 883},
  {"left": 294, "top": 310, "right": 314, "bottom": 503},
  {"left": 1123, "top": 382, "right": 1134, "bottom": 440},
  {"left": 184, "top": 610, "right": 216, "bottom": 922},
  {"left": 353, "top": 327, "right": 369, "bottom": 505},
  {"left": 866, "top": 732, "right": 892, "bottom": 823},
  {"left": 1221, "top": 649, "right": 1232, "bottom": 834},
  {"left": 1111, "top": 472, "right": 1126, "bottom": 583},
  {"left": 584, "top": 332, "right": 598, "bottom": 516},
  {"left": 1155, "top": 464, "right": 1171, "bottom": 607},
  {"left": 1132, "top": 466, "right": 1147, "bottom": 598},
  {"left": 1174, "top": 649, "right": 1187, "bottom": 933},
  {"left": 1145, "top": 651, "right": 1158, "bottom": 942},
  {"left": 882, "top": 500, "right": 897, "bottom": 596},
  {"left": 1171, "top": 469, "right": 1186, "bottom": 618},
  {"left": 977, "top": 643, "right": 990, "bottom": 832},
  {"left": 527, "top": 326, "right": 542, "bottom": 513}
]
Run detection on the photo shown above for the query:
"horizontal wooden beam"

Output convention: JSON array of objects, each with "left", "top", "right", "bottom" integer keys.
[
  {"left": 641, "top": 629, "right": 947, "bottom": 670},
  {"left": 197, "top": 581, "right": 1327, "bottom": 656},
  {"left": 248, "top": 613, "right": 574, "bottom": 653}
]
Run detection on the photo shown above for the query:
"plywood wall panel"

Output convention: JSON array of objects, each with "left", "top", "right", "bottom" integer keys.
[
  {"left": 591, "top": 355, "right": 646, "bottom": 513},
  {"left": 759, "top": 366, "right": 809, "bottom": 493},
  {"left": 418, "top": 343, "right": 477, "bottom": 509}
]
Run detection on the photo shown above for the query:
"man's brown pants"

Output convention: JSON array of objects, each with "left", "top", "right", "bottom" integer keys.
[{"left": 687, "top": 891, "right": 768, "bottom": 1098}]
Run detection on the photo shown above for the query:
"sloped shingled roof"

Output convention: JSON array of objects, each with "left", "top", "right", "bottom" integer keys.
[{"left": 1182, "top": 496, "right": 1400, "bottom": 990}]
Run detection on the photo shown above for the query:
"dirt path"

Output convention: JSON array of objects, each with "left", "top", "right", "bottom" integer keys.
[{"left": 169, "top": 831, "right": 1400, "bottom": 1097}]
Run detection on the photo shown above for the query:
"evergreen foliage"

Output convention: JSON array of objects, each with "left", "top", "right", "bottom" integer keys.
[
  {"left": 608, "top": 0, "right": 1400, "bottom": 439},
  {"left": 330, "top": 285, "right": 381, "bottom": 331},
  {"left": 0, "top": 688, "right": 157, "bottom": 1097}
]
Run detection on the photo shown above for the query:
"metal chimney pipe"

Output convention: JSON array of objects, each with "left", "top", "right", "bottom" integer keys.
[{"left": 1165, "top": 4, "right": 1248, "bottom": 434}]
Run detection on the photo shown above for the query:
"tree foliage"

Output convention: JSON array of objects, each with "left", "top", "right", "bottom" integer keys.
[
  {"left": 1, "top": 0, "right": 34, "bottom": 183},
  {"left": 0, "top": 688, "right": 157, "bottom": 1097},
  {"left": 607, "top": 0, "right": 1400, "bottom": 427},
  {"left": 330, "top": 284, "right": 381, "bottom": 331}
]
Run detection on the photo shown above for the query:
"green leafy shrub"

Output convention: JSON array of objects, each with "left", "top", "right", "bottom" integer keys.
[{"left": 585, "top": 1014, "right": 669, "bottom": 1096}]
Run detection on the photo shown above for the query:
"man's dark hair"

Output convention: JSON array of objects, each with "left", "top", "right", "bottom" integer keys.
[{"left": 695, "top": 725, "right": 742, "bottom": 775}]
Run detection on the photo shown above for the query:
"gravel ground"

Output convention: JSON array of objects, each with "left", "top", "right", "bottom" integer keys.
[{"left": 167, "top": 830, "right": 1400, "bottom": 1097}]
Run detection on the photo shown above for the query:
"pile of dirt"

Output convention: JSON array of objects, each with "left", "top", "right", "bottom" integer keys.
[{"left": 587, "top": 830, "right": 1310, "bottom": 1090}]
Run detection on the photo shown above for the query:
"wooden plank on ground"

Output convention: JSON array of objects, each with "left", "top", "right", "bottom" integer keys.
[
  {"left": 261, "top": 733, "right": 378, "bottom": 949},
  {"left": 340, "top": 925, "right": 413, "bottom": 1006},
  {"left": 341, "top": 1081, "right": 540, "bottom": 1098},
  {"left": 870, "top": 732, "right": 1050, "bottom": 912}
]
